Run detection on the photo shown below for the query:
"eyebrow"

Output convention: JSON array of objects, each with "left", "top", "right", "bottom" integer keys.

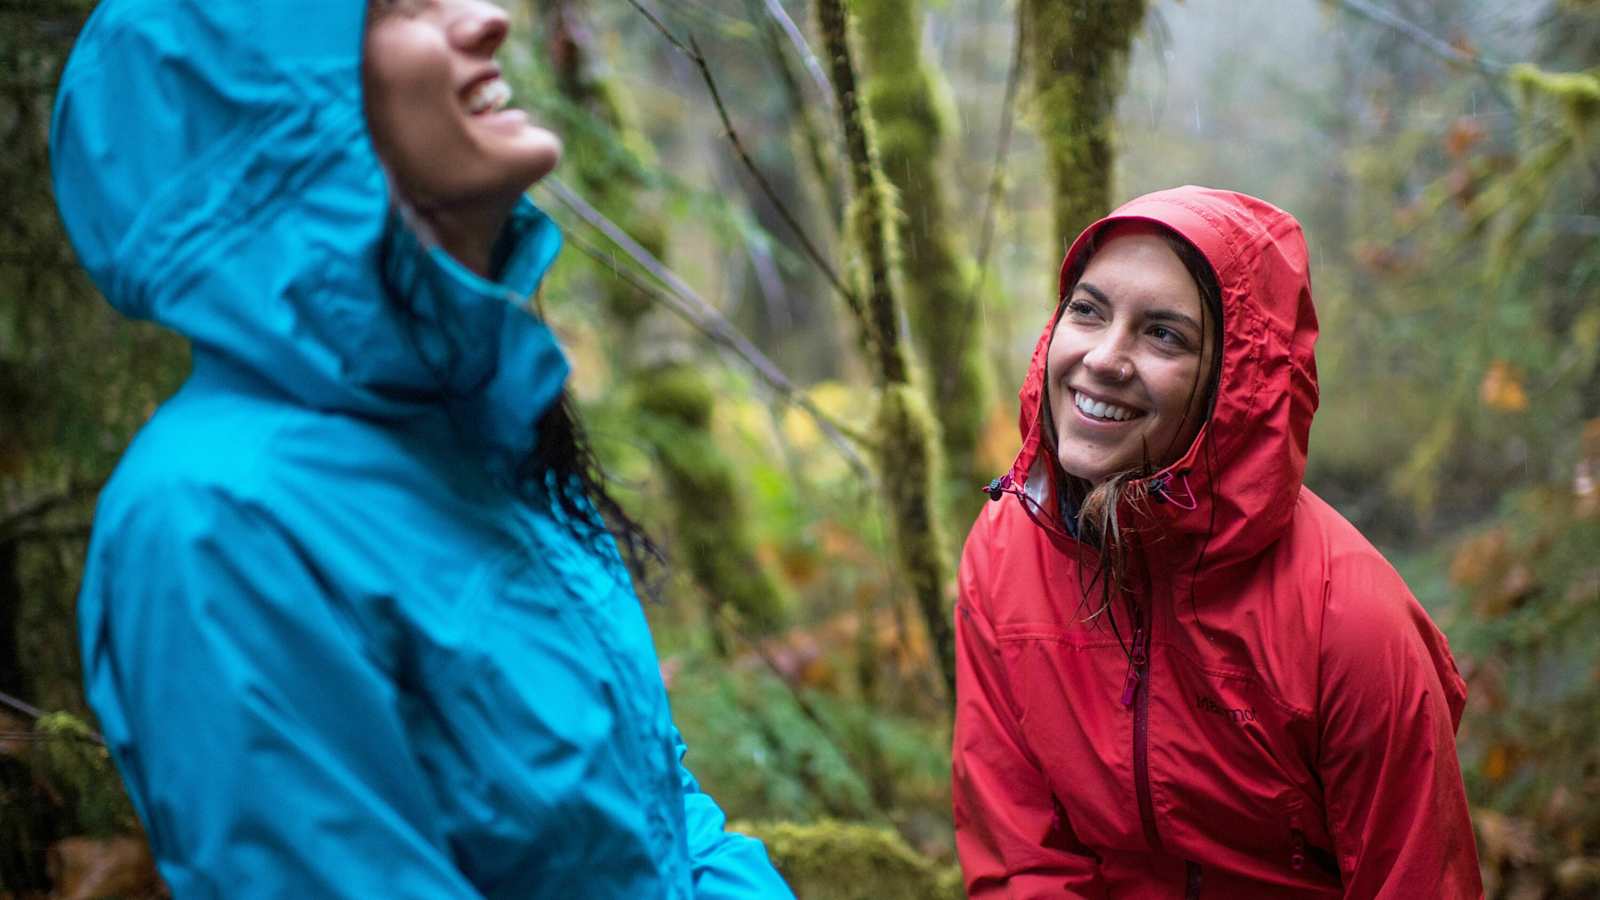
[{"left": 1075, "top": 281, "right": 1204, "bottom": 333}]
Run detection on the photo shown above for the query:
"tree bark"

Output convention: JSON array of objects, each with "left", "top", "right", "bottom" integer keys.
[
  {"left": 816, "top": 0, "right": 955, "bottom": 704},
  {"left": 537, "top": 0, "right": 789, "bottom": 643},
  {"left": 1023, "top": 0, "right": 1149, "bottom": 254},
  {"left": 854, "top": 0, "right": 997, "bottom": 516}
]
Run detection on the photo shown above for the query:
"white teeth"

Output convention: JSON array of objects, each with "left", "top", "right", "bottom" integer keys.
[
  {"left": 465, "top": 78, "right": 512, "bottom": 115},
  {"left": 1075, "top": 391, "right": 1136, "bottom": 422}
]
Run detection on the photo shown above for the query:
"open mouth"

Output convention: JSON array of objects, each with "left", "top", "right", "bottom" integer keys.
[
  {"left": 1073, "top": 390, "right": 1142, "bottom": 423},
  {"left": 463, "top": 76, "right": 513, "bottom": 116}
]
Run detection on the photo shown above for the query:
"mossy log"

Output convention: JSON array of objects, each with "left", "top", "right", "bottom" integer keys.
[
  {"left": 816, "top": 0, "right": 955, "bottom": 701},
  {"left": 854, "top": 0, "right": 997, "bottom": 515},
  {"left": 1023, "top": 0, "right": 1149, "bottom": 253}
]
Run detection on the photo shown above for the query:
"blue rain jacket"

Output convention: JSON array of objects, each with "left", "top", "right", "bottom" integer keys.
[{"left": 50, "top": 2, "right": 793, "bottom": 897}]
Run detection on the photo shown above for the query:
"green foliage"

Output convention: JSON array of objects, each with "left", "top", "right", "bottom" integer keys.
[{"left": 666, "top": 643, "right": 954, "bottom": 861}]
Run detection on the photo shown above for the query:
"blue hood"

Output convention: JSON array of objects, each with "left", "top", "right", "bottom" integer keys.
[{"left": 50, "top": 0, "right": 568, "bottom": 462}]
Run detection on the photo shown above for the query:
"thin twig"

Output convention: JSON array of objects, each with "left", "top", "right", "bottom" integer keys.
[
  {"left": 959, "top": 0, "right": 1027, "bottom": 351},
  {"left": 541, "top": 178, "right": 875, "bottom": 473},
  {"left": 624, "top": 0, "right": 860, "bottom": 316},
  {"left": 0, "top": 689, "right": 45, "bottom": 720},
  {"left": 758, "top": 0, "right": 835, "bottom": 109}
]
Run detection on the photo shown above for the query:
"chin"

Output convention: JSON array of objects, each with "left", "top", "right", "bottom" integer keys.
[{"left": 507, "top": 128, "right": 562, "bottom": 187}]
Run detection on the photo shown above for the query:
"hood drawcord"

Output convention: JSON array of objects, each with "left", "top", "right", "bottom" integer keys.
[{"left": 1150, "top": 470, "right": 1198, "bottom": 511}]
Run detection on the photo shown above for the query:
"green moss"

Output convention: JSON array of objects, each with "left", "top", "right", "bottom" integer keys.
[
  {"left": 818, "top": 0, "right": 956, "bottom": 698},
  {"left": 1510, "top": 63, "right": 1600, "bottom": 131},
  {"left": 735, "top": 820, "right": 963, "bottom": 900},
  {"left": 854, "top": 0, "right": 997, "bottom": 512},
  {"left": 31, "top": 712, "right": 136, "bottom": 836}
]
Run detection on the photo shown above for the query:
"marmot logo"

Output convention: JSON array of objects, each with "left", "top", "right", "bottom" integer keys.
[{"left": 1198, "top": 695, "right": 1256, "bottom": 724}]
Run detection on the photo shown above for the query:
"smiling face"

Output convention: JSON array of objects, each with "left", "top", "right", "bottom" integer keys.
[
  {"left": 363, "top": 0, "right": 561, "bottom": 215},
  {"left": 1047, "top": 227, "right": 1219, "bottom": 485}
]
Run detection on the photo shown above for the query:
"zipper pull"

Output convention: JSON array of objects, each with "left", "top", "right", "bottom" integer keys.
[{"left": 1120, "top": 627, "right": 1147, "bottom": 707}]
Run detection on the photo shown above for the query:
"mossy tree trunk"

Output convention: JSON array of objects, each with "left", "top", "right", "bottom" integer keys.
[
  {"left": 1023, "top": 0, "right": 1149, "bottom": 253},
  {"left": 537, "top": 0, "right": 788, "bottom": 645},
  {"left": 853, "top": 0, "right": 997, "bottom": 517},
  {"left": 815, "top": 0, "right": 955, "bottom": 703}
]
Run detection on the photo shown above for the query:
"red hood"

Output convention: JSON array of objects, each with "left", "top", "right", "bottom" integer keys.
[{"left": 1007, "top": 186, "right": 1319, "bottom": 568}]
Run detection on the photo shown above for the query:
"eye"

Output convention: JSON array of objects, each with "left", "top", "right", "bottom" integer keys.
[
  {"left": 1064, "top": 298, "right": 1100, "bottom": 320},
  {"left": 1148, "top": 324, "right": 1191, "bottom": 350}
]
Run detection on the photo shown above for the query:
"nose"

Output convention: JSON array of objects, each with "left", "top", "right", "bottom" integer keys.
[
  {"left": 1081, "top": 329, "right": 1134, "bottom": 383},
  {"left": 450, "top": 1, "right": 510, "bottom": 56}
]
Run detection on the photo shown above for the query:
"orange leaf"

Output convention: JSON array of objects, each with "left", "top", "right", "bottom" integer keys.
[
  {"left": 1479, "top": 360, "right": 1528, "bottom": 412},
  {"left": 1445, "top": 116, "right": 1487, "bottom": 158}
]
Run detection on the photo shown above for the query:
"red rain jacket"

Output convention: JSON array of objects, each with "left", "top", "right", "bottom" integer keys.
[{"left": 952, "top": 187, "right": 1482, "bottom": 898}]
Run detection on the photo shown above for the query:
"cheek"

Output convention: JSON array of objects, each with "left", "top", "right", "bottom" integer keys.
[{"left": 1148, "top": 357, "right": 1206, "bottom": 417}]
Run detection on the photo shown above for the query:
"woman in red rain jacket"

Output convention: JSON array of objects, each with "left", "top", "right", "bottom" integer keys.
[{"left": 952, "top": 186, "right": 1482, "bottom": 899}]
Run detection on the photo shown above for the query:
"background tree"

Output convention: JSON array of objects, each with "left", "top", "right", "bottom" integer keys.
[
  {"left": 854, "top": 0, "right": 998, "bottom": 515},
  {"left": 1024, "top": 0, "right": 1150, "bottom": 253}
]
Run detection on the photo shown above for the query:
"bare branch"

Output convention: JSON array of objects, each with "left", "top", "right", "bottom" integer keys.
[
  {"left": 1330, "top": 0, "right": 1513, "bottom": 109},
  {"left": 758, "top": 0, "right": 835, "bottom": 109},
  {"left": 0, "top": 690, "right": 44, "bottom": 720},
  {"left": 962, "top": 0, "right": 1027, "bottom": 340},
  {"left": 624, "top": 1, "right": 860, "bottom": 316},
  {"left": 1332, "top": 0, "right": 1507, "bottom": 73},
  {"left": 540, "top": 177, "right": 874, "bottom": 475}
]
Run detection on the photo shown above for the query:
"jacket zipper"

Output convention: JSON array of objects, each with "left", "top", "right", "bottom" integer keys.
[
  {"left": 1184, "top": 860, "right": 1204, "bottom": 898},
  {"left": 1120, "top": 623, "right": 1164, "bottom": 853}
]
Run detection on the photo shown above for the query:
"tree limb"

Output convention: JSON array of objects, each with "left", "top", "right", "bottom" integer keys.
[
  {"left": 623, "top": 0, "right": 860, "bottom": 317},
  {"left": 758, "top": 0, "right": 835, "bottom": 110},
  {"left": 1329, "top": 0, "right": 1513, "bottom": 108},
  {"left": 540, "top": 177, "right": 875, "bottom": 474}
]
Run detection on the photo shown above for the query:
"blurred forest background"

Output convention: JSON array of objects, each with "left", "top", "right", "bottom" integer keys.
[{"left": 3, "top": 0, "right": 1598, "bottom": 896}]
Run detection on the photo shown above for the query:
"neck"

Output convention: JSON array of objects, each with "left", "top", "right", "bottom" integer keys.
[{"left": 416, "top": 194, "right": 520, "bottom": 279}]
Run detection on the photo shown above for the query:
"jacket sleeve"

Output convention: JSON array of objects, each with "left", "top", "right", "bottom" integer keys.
[
  {"left": 80, "top": 486, "right": 484, "bottom": 899},
  {"left": 1315, "top": 552, "right": 1483, "bottom": 899},
  {"left": 672, "top": 730, "right": 796, "bottom": 899},
  {"left": 952, "top": 561, "right": 1108, "bottom": 899}
]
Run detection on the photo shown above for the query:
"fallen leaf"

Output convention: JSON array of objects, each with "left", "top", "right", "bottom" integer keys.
[{"left": 1479, "top": 360, "right": 1529, "bottom": 413}]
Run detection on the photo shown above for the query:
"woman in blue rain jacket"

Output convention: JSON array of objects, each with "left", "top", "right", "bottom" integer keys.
[{"left": 49, "top": 1, "right": 793, "bottom": 897}]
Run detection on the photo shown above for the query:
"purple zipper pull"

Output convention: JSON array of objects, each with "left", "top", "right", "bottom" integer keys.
[{"left": 1120, "top": 627, "right": 1147, "bottom": 707}]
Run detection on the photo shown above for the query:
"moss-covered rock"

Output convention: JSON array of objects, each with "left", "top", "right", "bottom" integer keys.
[{"left": 736, "top": 819, "right": 963, "bottom": 900}]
